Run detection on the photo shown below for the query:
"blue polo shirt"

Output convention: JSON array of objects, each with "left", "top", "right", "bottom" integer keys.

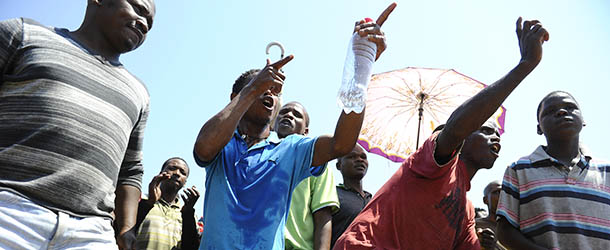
[{"left": 195, "top": 131, "right": 325, "bottom": 250}]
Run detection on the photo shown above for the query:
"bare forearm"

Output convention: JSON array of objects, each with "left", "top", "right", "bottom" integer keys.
[
  {"left": 194, "top": 88, "right": 258, "bottom": 162},
  {"left": 313, "top": 207, "right": 333, "bottom": 250},
  {"left": 312, "top": 110, "right": 364, "bottom": 166},
  {"left": 497, "top": 218, "right": 548, "bottom": 250},
  {"left": 441, "top": 62, "right": 536, "bottom": 148},
  {"left": 115, "top": 184, "right": 141, "bottom": 234}
]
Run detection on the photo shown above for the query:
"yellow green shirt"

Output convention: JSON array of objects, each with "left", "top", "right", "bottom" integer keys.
[
  {"left": 285, "top": 167, "right": 340, "bottom": 250},
  {"left": 136, "top": 199, "right": 183, "bottom": 250}
]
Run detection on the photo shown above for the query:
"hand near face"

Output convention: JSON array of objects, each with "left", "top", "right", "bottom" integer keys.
[
  {"left": 247, "top": 55, "right": 294, "bottom": 97},
  {"left": 181, "top": 186, "right": 200, "bottom": 210},
  {"left": 353, "top": 2, "right": 397, "bottom": 61},
  {"left": 516, "top": 17, "right": 549, "bottom": 67},
  {"left": 147, "top": 172, "right": 171, "bottom": 204}
]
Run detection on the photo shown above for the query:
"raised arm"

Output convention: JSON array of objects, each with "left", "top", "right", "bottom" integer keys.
[
  {"left": 312, "top": 3, "right": 396, "bottom": 166},
  {"left": 193, "top": 56, "right": 293, "bottom": 162},
  {"left": 436, "top": 17, "right": 549, "bottom": 159}
]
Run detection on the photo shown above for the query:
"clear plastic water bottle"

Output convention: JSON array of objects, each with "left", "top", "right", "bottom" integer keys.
[{"left": 337, "top": 22, "right": 377, "bottom": 114}]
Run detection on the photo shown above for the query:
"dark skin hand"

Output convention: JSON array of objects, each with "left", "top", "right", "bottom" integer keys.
[
  {"left": 311, "top": 2, "right": 396, "bottom": 167},
  {"left": 353, "top": 2, "right": 396, "bottom": 61},
  {"left": 435, "top": 17, "right": 548, "bottom": 166},
  {"left": 194, "top": 55, "right": 294, "bottom": 161},
  {"left": 146, "top": 172, "right": 171, "bottom": 205},
  {"left": 477, "top": 227, "right": 497, "bottom": 249},
  {"left": 181, "top": 186, "right": 200, "bottom": 210},
  {"left": 497, "top": 218, "right": 548, "bottom": 250}
]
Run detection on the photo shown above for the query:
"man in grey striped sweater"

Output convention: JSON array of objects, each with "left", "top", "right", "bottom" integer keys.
[{"left": 0, "top": 0, "right": 155, "bottom": 249}]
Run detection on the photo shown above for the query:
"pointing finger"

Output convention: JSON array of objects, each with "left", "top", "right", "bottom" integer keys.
[
  {"left": 515, "top": 17, "right": 523, "bottom": 40},
  {"left": 376, "top": 2, "right": 397, "bottom": 26},
  {"left": 269, "top": 54, "right": 294, "bottom": 70}
]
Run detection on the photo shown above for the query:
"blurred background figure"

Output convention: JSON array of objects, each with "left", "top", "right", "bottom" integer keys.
[{"left": 135, "top": 157, "right": 201, "bottom": 250}]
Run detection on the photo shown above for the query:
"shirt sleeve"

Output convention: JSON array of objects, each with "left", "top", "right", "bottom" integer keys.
[
  {"left": 0, "top": 18, "right": 24, "bottom": 80},
  {"left": 496, "top": 165, "right": 521, "bottom": 229},
  {"left": 409, "top": 132, "right": 458, "bottom": 179},
  {"left": 310, "top": 167, "right": 340, "bottom": 214},
  {"left": 285, "top": 134, "right": 326, "bottom": 183},
  {"left": 193, "top": 133, "right": 239, "bottom": 171},
  {"left": 117, "top": 100, "right": 149, "bottom": 189}
]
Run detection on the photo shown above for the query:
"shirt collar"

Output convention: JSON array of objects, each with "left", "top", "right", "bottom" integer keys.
[
  {"left": 234, "top": 129, "right": 281, "bottom": 150},
  {"left": 158, "top": 197, "right": 181, "bottom": 208},
  {"left": 529, "top": 145, "right": 591, "bottom": 169},
  {"left": 337, "top": 183, "right": 372, "bottom": 198}
]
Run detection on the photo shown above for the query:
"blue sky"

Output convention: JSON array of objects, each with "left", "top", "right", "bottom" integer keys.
[{"left": 3, "top": 0, "right": 609, "bottom": 216}]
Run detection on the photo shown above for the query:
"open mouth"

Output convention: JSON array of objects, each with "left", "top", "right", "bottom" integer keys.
[
  {"left": 490, "top": 143, "right": 501, "bottom": 156},
  {"left": 127, "top": 21, "right": 144, "bottom": 42},
  {"left": 278, "top": 119, "right": 292, "bottom": 127},
  {"left": 262, "top": 96, "right": 274, "bottom": 109}
]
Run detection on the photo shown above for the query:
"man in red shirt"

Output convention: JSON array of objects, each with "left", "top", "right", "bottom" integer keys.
[{"left": 333, "top": 17, "right": 549, "bottom": 250}]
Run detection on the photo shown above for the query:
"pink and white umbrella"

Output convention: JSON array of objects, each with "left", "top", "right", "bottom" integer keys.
[{"left": 358, "top": 67, "right": 506, "bottom": 163}]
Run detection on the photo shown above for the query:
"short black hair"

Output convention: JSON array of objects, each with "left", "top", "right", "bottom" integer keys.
[
  {"left": 160, "top": 157, "right": 188, "bottom": 175},
  {"left": 536, "top": 91, "right": 578, "bottom": 122},
  {"left": 232, "top": 69, "right": 260, "bottom": 94}
]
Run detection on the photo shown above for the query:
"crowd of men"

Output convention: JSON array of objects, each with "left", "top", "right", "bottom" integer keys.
[{"left": 1, "top": 0, "right": 608, "bottom": 250}]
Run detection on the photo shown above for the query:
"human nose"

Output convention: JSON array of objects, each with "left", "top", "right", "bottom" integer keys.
[
  {"left": 491, "top": 134, "right": 500, "bottom": 143},
  {"left": 556, "top": 108, "right": 568, "bottom": 117}
]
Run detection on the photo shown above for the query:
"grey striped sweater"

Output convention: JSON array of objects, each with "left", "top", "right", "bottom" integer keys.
[{"left": 0, "top": 18, "right": 148, "bottom": 218}]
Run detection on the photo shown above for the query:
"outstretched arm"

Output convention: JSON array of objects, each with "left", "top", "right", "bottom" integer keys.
[
  {"left": 194, "top": 56, "right": 293, "bottom": 162},
  {"left": 436, "top": 17, "right": 549, "bottom": 159},
  {"left": 312, "top": 3, "right": 396, "bottom": 166},
  {"left": 497, "top": 218, "right": 549, "bottom": 250}
]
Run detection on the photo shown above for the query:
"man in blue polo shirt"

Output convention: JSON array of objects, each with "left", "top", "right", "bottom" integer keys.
[{"left": 192, "top": 4, "right": 395, "bottom": 249}]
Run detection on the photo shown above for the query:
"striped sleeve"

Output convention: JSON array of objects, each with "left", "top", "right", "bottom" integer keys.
[
  {"left": 117, "top": 98, "right": 149, "bottom": 189},
  {"left": 497, "top": 164, "right": 521, "bottom": 228},
  {"left": 0, "top": 18, "right": 23, "bottom": 80}
]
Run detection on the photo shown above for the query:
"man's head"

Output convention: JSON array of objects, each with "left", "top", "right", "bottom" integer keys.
[
  {"left": 274, "top": 102, "right": 309, "bottom": 139},
  {"left": 336, "top": 144, "right": 368, "bottom": 181},
  {"left": 159, "top": 157, "right": 189, "bottom": 192},
  {"left": 482, "top": 180, "right": 502, "bottom": 216},
  {"left": 460, "top": 120, "right": 501, "bottom": 170},
  {"left": 85, "top": 0, "right": 156, "bottom": 54},
  {"left": 230, "top": 69, "right": 281, "bottom": 126},
  {"left": 536, "top": 91, "right": 584, "bottom": 141}
]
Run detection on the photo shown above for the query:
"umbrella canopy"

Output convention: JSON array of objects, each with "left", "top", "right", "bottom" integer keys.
[{"left": 358, "top": 67, "right": 506, "bottom": 163}]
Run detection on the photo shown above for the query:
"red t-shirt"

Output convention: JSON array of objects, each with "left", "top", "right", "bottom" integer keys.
[{"left": 333, "top": 133, "right": 480, "bottom": 250}]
